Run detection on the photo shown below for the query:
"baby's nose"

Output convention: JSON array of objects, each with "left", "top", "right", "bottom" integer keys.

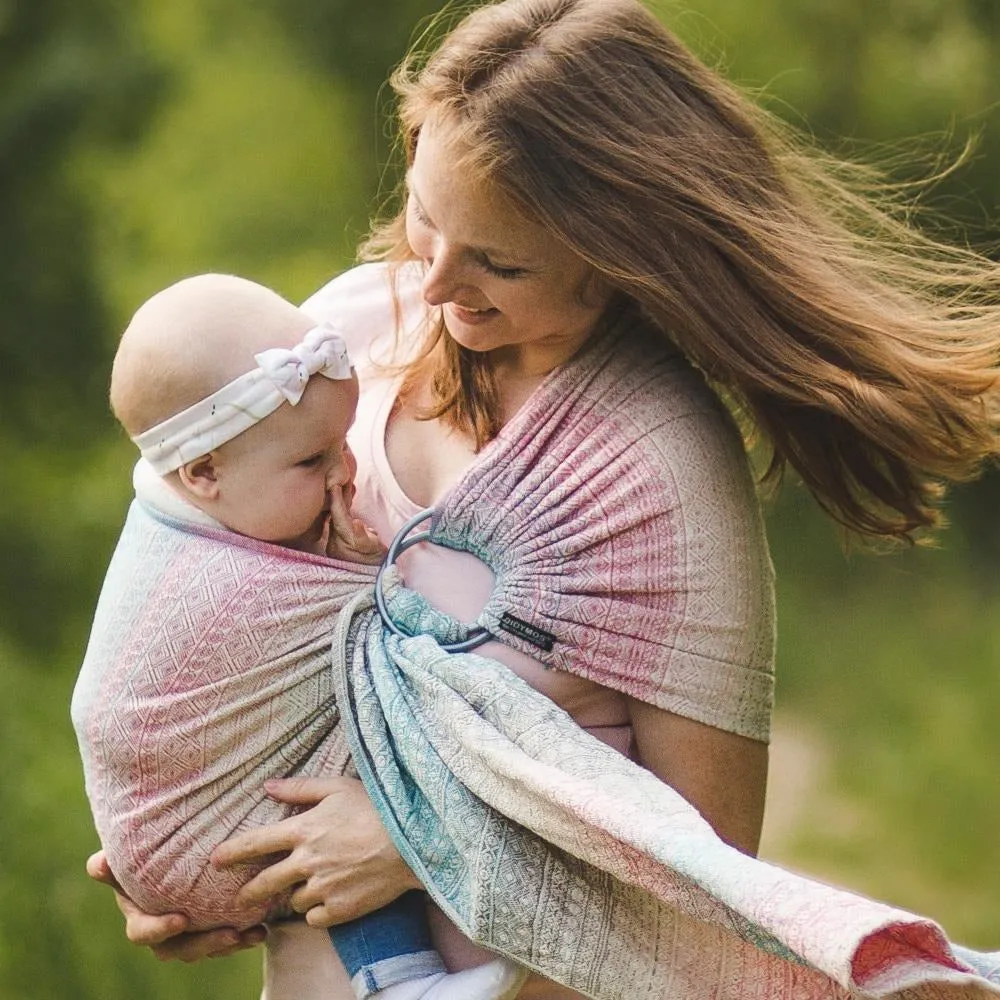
[
  {"left": 325, "top": 463, "right": 350, "bottom": 491},
  {"left": 343, "top": 444, "right": 358, "bottom": 482},
  {"left": 327, "top": 447, "right": 357, "bottom": 488}
]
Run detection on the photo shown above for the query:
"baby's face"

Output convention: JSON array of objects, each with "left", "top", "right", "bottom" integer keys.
[{"left": 210, "top": 373, "right": 360, "bottom": 552}]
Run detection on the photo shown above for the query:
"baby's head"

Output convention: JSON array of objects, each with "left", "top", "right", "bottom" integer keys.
[{"left": 112, "top": 274, "right": 360, "bottom": 553}]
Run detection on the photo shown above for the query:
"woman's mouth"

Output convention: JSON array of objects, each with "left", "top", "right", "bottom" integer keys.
[{"left": 446, "top": 302, "right": 498, "bottom": 325}]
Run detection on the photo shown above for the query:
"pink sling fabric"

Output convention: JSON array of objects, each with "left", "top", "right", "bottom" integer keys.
[{"left": 72, "top": 475, "right": 373, "bottom": 928}]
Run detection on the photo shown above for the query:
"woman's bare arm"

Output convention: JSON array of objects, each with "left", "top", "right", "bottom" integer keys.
[{"left": 626, "top": 696, "right": 768, "bottom": 856}]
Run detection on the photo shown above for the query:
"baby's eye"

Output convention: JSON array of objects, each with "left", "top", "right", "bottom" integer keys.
[{"left": 296, "top": 454, "right": 324, "bottom": 468}]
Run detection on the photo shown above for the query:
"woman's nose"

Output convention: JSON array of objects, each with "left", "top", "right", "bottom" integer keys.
[{"left": 421, "top": 243, "right": 465, "bottom": 306}]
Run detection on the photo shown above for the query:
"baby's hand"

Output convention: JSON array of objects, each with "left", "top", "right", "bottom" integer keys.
[
  {"left": 325, "top": 484, "right": 386, "bottom": 565},
  {"left": 327, "top": 516, "right": 385, "bottom": 564}
]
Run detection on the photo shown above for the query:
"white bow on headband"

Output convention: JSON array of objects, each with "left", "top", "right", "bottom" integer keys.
[
  {"left": 253, "top": 327, "right": 351, "bottom": 406},
  {"left": 133, "top": 321, "right": 353, "bottom": 475}
]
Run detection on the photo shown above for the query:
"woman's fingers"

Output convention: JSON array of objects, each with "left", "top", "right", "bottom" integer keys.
[
  {"left": 85, "top": 850, "right": 120, "bottom": 889},
  {"left": 303, "top": 903, "right": 338, "bottom": 929},
  {"left": 211, "top": 818, "right": 297, "bottom": 868},
  {"left": 221, "top": 778, "right": 418, "bottom": 926},
  {"left": 261, "top": 775, "right": 349, "bottom": 806},
  {"left": 121, "top": 904, "right": 190, "bottom": 945},
  {"left": 148, "top": 926, "right": 268, "bottom": 963},
  {"left": 112, "top": 882, "right": 264, "bottom": 961},
  {"left": 86, "top": 849, "right": 192, "bottom": 942},
  {"left": 234, "top": 855, "right": 307, "bottom": 906},
  {"left": 214, "top": 780, "right": 361, "bottom": 900},
  {"left": 211, "top": 777, "right": 349, "bottom": 868},
  {"left": 85, "top": 849, "right": 266, "bottom": 962},
  {"left": 291, "top": 883, "right": 385, "bottom": 928}
]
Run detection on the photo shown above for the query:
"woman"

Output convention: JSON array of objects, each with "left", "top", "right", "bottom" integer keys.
[{"left": 89, "top": 0, "right": 1000, "bottom": 996}]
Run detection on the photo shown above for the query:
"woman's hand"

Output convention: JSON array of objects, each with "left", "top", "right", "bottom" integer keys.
[
  {"left": 85, "top": 851, "right": 266, "bottom": 961},
  {"left": 211, "top": 776, "right": 421, "bottom": 928}
]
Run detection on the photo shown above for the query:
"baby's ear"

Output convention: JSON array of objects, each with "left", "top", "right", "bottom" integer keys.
[{"left": 178, "top": 454, "right": 220, "bottom": 500}]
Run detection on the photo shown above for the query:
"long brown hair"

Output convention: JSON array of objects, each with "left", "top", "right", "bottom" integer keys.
[{"left": 364, "top": 0, "right": 1000, "bottom": 542}]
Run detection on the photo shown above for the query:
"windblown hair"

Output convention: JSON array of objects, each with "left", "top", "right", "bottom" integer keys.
[{"left": 365, "top": 0, "right": 1000, "bottom": 541}]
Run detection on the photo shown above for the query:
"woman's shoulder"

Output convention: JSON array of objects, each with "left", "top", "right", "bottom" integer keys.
[
  {"left": 300, "top": 261, "right": 427, "bottom": 364},
  {"left": 565, "top": 329, "right": 751, "bottom": 488}
]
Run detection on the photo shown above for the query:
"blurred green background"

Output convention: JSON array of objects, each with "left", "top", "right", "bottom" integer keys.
[{"left": 2, "top": 0, "right": 998, "bottom": 996}]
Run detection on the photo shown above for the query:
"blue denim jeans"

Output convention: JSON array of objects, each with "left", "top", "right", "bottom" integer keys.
[{"left": 329, "top": 891, "right": 446, "bottom": 1000}]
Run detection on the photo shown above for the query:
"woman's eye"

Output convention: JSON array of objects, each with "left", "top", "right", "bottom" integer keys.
[
  {"left": 409, "top": 197, "right": 432, "bottom": 227},
  {"left": 408, "top": 191, "right": 523, "bottom": 279},
  {"left": 481, "top": 258, "right": 526, "bottom": 280}
]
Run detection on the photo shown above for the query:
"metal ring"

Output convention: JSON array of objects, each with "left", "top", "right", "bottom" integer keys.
[{"left": 374, "top": 508, "right": 493, "bottom": 653}]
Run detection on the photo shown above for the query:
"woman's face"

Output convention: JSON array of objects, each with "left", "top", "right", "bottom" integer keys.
[{"left": 405, "top": 123, "right": 611, "bottom": 374}]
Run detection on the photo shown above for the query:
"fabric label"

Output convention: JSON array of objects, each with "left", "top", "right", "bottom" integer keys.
[{"left": 498, "top": 612, "right": 556, "bottom": 652}]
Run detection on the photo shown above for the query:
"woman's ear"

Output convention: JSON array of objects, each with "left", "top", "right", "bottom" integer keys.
[{"left": 178, "top": 454, "right": 220, "bottom": 500}]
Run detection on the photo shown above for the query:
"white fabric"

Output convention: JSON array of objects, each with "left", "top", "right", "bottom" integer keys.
[{"left": 133, "top": 321, "right": 353, "bottom": 474}]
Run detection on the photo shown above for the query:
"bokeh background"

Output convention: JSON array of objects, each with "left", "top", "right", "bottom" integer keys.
[{"left": 2, "top": 0, "right": 999, "bottom": 996}]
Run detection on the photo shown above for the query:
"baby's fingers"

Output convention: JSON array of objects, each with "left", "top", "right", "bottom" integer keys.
[
  {"left": 348, "top": 518, "right": 387, "bottom": 558},
  {"left": 326, "top": 489, "right": 385, "bottom": 564},
  {"left": 326, "top": 482, "right": 356, "bottom": 537}
]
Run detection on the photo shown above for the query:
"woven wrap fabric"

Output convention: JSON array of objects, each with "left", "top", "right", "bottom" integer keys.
[
  {"left": 302, "top": 260, "right": 776, "bottom": 742},
  {"left": 71, "top": 303, "right": 1000, "bottom": 995},
  {"left": 71, "top": 493, "right": 373, "bottom": 929},
  {"left": 335, "top": 588, "right": 1000, "bottom": 1000},
  {"left": 425, "top": 315, "right": 776, "bottom": 741}
]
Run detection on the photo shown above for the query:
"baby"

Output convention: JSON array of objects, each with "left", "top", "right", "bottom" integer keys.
[{"left": 71, "top": 275, "right": 523, "bottom": 1000}]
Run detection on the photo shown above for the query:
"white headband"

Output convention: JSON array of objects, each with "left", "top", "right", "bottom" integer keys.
[{"left": 133, "top": 321, "right": 353, "bottom": 475}]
